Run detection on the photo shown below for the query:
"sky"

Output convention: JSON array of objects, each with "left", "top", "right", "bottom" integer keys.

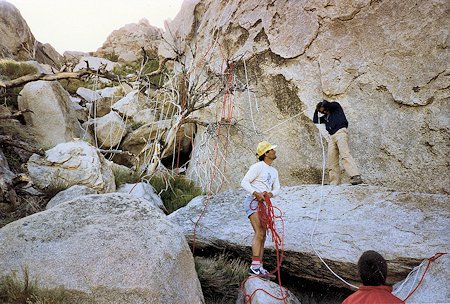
[{"left": 5, "top": 0, "right": 184, "bottom": 54}]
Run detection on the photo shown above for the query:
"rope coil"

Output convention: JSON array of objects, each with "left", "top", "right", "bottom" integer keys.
[{"left": 240, "top": 194, "right": 288, "bottom": 304}]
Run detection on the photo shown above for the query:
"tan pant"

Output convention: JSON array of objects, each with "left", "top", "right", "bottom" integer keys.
[{"left": 327, "top": 128, "right": 360, "bottom": 185}]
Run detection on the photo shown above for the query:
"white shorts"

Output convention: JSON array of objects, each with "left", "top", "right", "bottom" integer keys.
[{"left": 243, "top": 196, "right": 263, "bottom": 218}]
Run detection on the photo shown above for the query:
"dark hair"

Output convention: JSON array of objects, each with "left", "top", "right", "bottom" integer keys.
[
  {"left": 357, "top": 250, "right": 388, "bottom": 286},
  {"left": 316, "top": 101, "right": 323, "bottom": 111},
  {"left": 258, "top": 148, "right": 273, "bottom": 161}
]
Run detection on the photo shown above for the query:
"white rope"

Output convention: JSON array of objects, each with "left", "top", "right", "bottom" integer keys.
[
  {"left": 309, "top": 129, "right": 359, "bottom": 290},
  {"left": 394, "top": 259, "right": 427, "bottom": 297},
  {"left": 261, "top": 112, "right": 303, "bottom": 134},
  {"left": 243, "top": 58, "right": 257, "bottom": 133},
  {"left": 253, "top": 91, "right": 260, "bottom": 112},
  {"left": 108, "top": 109, "right": 129, "bottom": 161},
  {"left": 306, "top": 60, "right": 359, "bottom": 289},
  {"left": 90, "top": 75, "right": 99, "bottom": 148}
]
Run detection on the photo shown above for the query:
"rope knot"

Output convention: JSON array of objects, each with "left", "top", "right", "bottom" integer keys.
[{"left": 428, "top": 252, "right": 447, "bottom": 262}]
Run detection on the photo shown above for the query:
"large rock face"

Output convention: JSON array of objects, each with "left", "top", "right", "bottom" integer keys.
[
  {"left": 27, "top": 141, "right": 116, "bottom": 193},
  {"left": 92, "top": 111, "right": 127, "bottom": 148},
  {"left": 18, "top": 80, "right": 84, "bottom": 148},
  {"left": 168, "top": 185, "right": 449, "bottom": 298},
  {"left": 0, "top": 1, "right": 63, "bottom": 67},
  {"left": 96, "top": 18, "right": 162, "bottom": 62},
  {"left": 0, "top": 193, "right": 204, "bottom": 304},
  {"left": 160, "top": 0, "right": 450, "bottom": 194},
  {"left": 0, "top": 1, "right": 35, "bottom": 60}
]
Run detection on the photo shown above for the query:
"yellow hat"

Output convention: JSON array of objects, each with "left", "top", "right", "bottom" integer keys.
[{"left": 256, "top": 141, "right": 277, "bottom": 157}]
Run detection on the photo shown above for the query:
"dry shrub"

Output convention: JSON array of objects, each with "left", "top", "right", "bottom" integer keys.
[
  {"left": 195, "top": 254, "right": 248, "bottom": 303},
  {"left": 0, "top": 193, "right": 47, "bottom": 229},
  {"left": 0, "top": 267, "right": 88, "bottom": 304},
  {"left": 0, "top": 60, "right": 38, "bottom": 81}
]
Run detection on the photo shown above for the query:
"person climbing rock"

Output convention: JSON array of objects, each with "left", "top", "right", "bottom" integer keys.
[
  {"left": 241, "top": 141, "right": 280, "bottom": 280},
  {"left": 313, "top": 99, "right": 363, "bottom": 185}
]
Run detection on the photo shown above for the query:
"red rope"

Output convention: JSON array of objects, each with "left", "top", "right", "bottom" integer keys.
[
  {"left": 403, "top": 252, "right": 447, "bottom": 302},
  {"left": 240, "top": 193, "right": 287, "bottom": 304},
  {"left": 205, "top": 56, "right": 234, "bottom": 194},
  {"left": 192, "top": 51, "right": 234, "bottom": 253}
]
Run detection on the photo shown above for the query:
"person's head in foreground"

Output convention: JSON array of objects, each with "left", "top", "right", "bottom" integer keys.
[{"left": 358, "top": 250, "right": 388, "bottom": 286}]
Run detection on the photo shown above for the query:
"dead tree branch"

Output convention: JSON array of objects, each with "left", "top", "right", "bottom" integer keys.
[
  {"left": 0, "top": 71, "right": 91, "bottom": 89},
  {"left": 182, "top": 118, "right": 210, "bottom": 127},
  {"left": 146, "top": 58, "right": 170, "bottom": 77},
  {"left": 0, "top": 69, "right": 124, "bottom": 90}
]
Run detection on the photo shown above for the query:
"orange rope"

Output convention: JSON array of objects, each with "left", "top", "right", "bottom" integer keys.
[
  {"left": 192, "top": 49, "right": 235, "bottom": 253},
  {"left": 206, "top": 53, "right": 234, "bottom": 194},
  {"left": 240, "top": 193, "right": 287, "bottom": 304}
]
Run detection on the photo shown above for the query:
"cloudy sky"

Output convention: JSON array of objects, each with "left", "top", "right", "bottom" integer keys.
[{"left": 6, "top": 0, "right": 184, "bottom": 54}]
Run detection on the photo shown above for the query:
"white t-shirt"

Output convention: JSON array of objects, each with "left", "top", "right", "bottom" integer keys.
[{"left": 241, "top": 161, "right": 280, "bottom": 196}]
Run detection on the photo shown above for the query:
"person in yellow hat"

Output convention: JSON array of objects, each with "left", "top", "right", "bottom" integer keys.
[{"left": 241, "top": 141, "right": 280, "bottom": 278}]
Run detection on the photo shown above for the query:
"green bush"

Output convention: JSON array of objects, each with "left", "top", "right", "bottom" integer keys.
[
  {"left": 149, "top": 175, "right": 202, "bottom": 214},
  {"left": 58, "top": 78, "right": 111, "bottom": 95},
  {"left": 195, "top": 254, "right": 248, "bottom": 303},
  {"left": 0, "top": 60, "right": 38, "bottom": 107},
  {"left": 102, "top": 51, "right": 119, "bottom": 62},
  {"left": 112, "top": 59, "right": 165, "bottom": 85},
  {"left": 113, "top": 167, "right": 141, "bottom": 188},
  {"left": 0, "top": 60, "right": 38, "bottom": 81}
]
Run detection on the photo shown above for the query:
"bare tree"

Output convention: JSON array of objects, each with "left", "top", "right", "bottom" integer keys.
[{"left": 0, "top": 31, "right": 245, "bottom": 194}]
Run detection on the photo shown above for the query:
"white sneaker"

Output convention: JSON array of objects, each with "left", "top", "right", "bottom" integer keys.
[
  {"left": 248, "top": 266, "right": 261, "bottom": 275},
  {"left": 259, "top": 266, "right": 276, "bottom": 279}
]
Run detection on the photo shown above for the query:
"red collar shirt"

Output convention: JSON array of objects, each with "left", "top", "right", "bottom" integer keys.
[{"left": 342, "top": 285, "right": 405, "bottom": 304}]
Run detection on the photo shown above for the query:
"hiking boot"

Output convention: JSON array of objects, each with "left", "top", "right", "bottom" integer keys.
[{"left": 350, "top": 175, "right": 363, "bottom": 185}]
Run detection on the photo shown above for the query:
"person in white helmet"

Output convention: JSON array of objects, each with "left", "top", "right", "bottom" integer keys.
[{"left": 241, "top": 141, "right": 280, "bottom": 279}]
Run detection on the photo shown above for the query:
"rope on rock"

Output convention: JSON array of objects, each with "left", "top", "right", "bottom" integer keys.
[
  {"left": 396, "top": 252, "right": 447, "bottom": 302},
  {"left": 312, "top": 129, "right": 359, "bottom": 289}
]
